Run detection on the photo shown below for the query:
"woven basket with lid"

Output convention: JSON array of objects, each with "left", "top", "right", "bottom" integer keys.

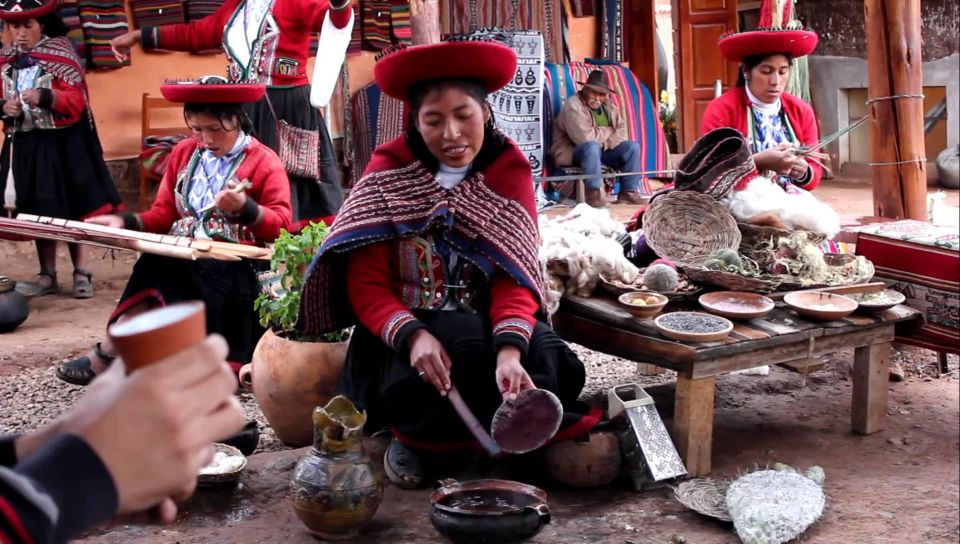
[{"left": 642, "top": 190, "right": 741, "bottom": 266}]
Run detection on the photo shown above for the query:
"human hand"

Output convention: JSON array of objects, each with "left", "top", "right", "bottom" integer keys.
[
  {"left": 494, "top": 345, "right": 535, "bottom": 402},
  {"left": 2, "top": 95, "right": 21, "bottom": 117},
  {"left": 110, "top": 30, "right": 141, "bottom": 62},
  {"left": 20, "top": 89, "right": 41, "bottom": 107},
  {"left": 70, "top": 335, "right": 245, "bottom": 518},
  {"left": 85, "top": 215, "right": 125, "bottom": 228},
  {"left": 407, "top": 329, "right": 452, "bottom": 395},
  {"left": 215, "top": 181, "right": 248, "bottom": 213},
  {"left": 754, "top": 143, "right": 795, "bottom": 174},
  {"left": 787, "top": 156, "right": 809, "bottom": 180}
]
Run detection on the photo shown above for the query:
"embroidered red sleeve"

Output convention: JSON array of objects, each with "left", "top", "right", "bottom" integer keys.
[
  {"left": 246, "top": 150, "right": 292, "bottom": 242},
  {"left": 150, "top": 2, "right": 231, "bottom": 52},
  {"left": 347, "top": 242, "right": 424, "bottom": 349},
  {"left": 306, "top": 0, "right": 353, "bottom": 31},
  {"left": 489, "top": 273, "right": 538, "bottom": 355},
  {"left": 48, "top": 80, "right": 85, "bottom": 119},
  {"left": 137, "top": 142, "right": 192, "bottom": 234}
]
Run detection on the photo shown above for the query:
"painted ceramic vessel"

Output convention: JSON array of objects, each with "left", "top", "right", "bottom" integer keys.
[{"left": 290, "top": 396, "right": 383, "bottom": 540}]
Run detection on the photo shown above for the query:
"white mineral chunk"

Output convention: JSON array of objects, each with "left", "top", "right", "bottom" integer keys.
[
  {"left": 199, "top": 451, "right": 245, "bottom": 475},
  {"left": 725, "top": 468, "right": 826, "bottom": 544}
]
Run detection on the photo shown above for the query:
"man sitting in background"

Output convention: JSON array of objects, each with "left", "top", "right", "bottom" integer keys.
[{"left": 551, "top": 70, "right": 643, "bottom": 208}]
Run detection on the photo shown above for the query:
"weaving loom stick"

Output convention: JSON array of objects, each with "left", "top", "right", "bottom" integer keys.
[{"left": 0, "top": 215, "right": 272, "bottom": 261}]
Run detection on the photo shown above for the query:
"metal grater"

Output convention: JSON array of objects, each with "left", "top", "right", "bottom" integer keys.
[{"left": 608, "top": 383, "right": 687, "bottom": 490}]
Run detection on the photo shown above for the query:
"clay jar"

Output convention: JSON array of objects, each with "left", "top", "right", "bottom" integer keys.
[
  {"left": 108, "top": 301, "right": 206, "bottom": 372},
  {"left": 290, "top": 396, "right": 383, "bottom": 540},
  {"left": 543, "top": 429, "right": 622, "bottom": 489},
  {"left": 238, "top": 329, "right": 347, "bottom": 447},
  {"left": 0, "top": 277, "right": 28, "bottom": 333}
]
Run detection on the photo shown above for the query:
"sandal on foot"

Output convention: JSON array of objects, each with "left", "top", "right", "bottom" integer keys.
[
  {"left": 384, "top": 437, "right": 426, "bottom": 489},
  {"left": 56, "top": 343, "right": 115, "bottom": 386},
  {"left": 73, "top": 269, "right": 94, "bottom": 299},
  {"left": 16, "top": 270, "right": 60, "bottom": 298}
]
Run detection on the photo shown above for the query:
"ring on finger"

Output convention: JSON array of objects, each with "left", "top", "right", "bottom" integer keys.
[{"left": 418, "top": 370, "right": 426, "bottom": 377}]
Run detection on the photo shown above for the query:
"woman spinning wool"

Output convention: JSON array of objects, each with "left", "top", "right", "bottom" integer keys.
[
  {"left": 297, "top": 39, "right": 601, "bottom": 488},
  {"left": 0, "top": 0, "right": 122, "bottom": 298},
  {"left": 109, "top": 0, "right": 353, "bottom": 225},
  {"left": 56, "top": 77, "right": 292, "bottom": 386},
  {"left": 702, "top": 0, "right": 839, "bottom": 236}
]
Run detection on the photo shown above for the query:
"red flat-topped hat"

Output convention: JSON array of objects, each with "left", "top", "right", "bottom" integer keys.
[
  {"left": 374, "top": 39, "right": 517, "bottom": 101},
  {"left": 160, "top": 75, "right": 266, "bottom": 104},
  {"left": 0, "top": 0, "right": 57, "bottom": 21},
  {"left": 718, "top": 0, "right": 818, "bottom": 62}
]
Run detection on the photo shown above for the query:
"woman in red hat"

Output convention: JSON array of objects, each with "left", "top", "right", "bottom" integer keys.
[
  {"left": 108, "top": 0, "right": 353, "bottom": 228},
  {"left": 702, "top": 0, "right": 821, "bottom": 191},
  {"left": 56, "top": 76, "right": 292, "bottom": 387},
  {"left": 0, "top": 0, "right": 122, "bottom": 298},
  {"left": 296, "top": 38, "right": 601, "bottom": 488}
]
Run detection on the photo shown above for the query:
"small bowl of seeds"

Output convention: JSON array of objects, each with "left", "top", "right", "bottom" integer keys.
[
  {"left": 655, "top": 311, "right": 733, "bottom": 343},
  {"left": 618, "top": 291, "right": 669, "bottom": 319}
]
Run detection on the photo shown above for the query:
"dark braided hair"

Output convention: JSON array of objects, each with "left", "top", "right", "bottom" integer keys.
[{"left": 183, "top": 102, "right": 256, "bottom": 135}]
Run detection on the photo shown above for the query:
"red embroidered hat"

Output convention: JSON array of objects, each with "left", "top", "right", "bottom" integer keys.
[
  {"left": 160, "top": 75, "right": 266, "bottom": 104},
  {"left": 374, "top": 39, "right": 517, "bottom": 101},
  {"left": 0, "top": 0, "right": 57, "bottom": 21},
  {"left": 718, "top": 0, "right": 818, "bottom": 62}
]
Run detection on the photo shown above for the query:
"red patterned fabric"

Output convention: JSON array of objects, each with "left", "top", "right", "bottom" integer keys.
[{"left": 0, "top": 0, "right": 56, "bottom": 21}]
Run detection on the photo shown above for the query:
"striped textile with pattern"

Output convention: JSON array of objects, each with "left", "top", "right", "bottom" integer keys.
[
  {"left": 77, "top": 0, "right": 130, "bottom": 68},
  {"left": 131, "top": 0, "right": 185, "bottom": 29},
  {"left": 543, "top": 60, "right": 667, "bottom": 197},
  {"left": 346, "top": 81, "right": 407, "bottom": 186}
]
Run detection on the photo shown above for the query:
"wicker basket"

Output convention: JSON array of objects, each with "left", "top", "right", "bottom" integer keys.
[
  {"left": 598, "top": 270, "right": 703, "bottom": 301},
  {"left": 738, "top": 223, "right": 828, "bottom": 272},
  {"left": 197, "top": 443, "right": 247, "bottom": 486},
  {"left": 642, "top": 191, "right": 741, "bottom": 267},
  {"left": 672, "top": 479, "right": 732, "bottom": 522},
  {"left": 775, "top": 253, "right": 876, "bottom": 291},
  {"left": 683, "top": 266, "right": 782, "bottom": 293}
]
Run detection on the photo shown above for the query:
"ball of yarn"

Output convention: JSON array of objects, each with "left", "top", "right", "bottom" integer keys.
[
  {"left": 643, "top": 264, "right": 679, "bottom": 292},
  {"left": 650, "top": 258, "right": 677, "bottom": 270}
]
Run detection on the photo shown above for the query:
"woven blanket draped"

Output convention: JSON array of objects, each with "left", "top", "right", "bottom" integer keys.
[
  {"left": 77, "top": 0, "right": 130, "bottom": 69},
  {"left": 441, "top": 0, "right": 566, "bottom": 64},
  {"left": 57, "top": 4, "right": 88, "bottom": 70},
  {"left": 0, "top": 38, "right": 85, "bottom": 86},
  {"left": 543, "top": 60, "right": 666, "bottom": 196},
  {"left": 346, "top": 81, "right": 406, "bottom": 186},
  {"left": 599, "top": 0, "right": 626, "bottom": 62},
  {"left": 470, "top": 28, "right": 545, "bottom": 184},
  {"left": 297, "top": 136, "right": 543, "bottom": 336},
  {"left": 131, "top": 0, "right": 185, "bottom": 29}
]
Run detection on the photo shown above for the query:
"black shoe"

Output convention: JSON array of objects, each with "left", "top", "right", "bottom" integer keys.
[
  {"left": 383, "top": 437, "right": 426, "bottom": 489},
  {"left": 56, "top": 343, "right": 115, "bottom": 386}
]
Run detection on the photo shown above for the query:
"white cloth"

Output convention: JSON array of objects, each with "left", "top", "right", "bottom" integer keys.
[
  {"left": 310, "top": 9, "right": 354, "bottom": 108},
  {"left": 745, "top": 85, "right": 781, "bottom": 115},
  {"left": 224, "top": 0, "right": 271, "bottom": 72},
  {"left": 436, "top": 163, "right": 470, "bottom": 190},
  {"left": 722, "top": 176, "right": 840, "bottom": 238}
]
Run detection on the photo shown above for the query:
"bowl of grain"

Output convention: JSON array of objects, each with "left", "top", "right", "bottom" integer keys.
[
  {"left": 654, "top": 311, "right": 733, "bottom": 343},
  {"left": 783, "top": 291, "right": 858, "bottom": 321},
  {"left": 848, "top": 289, "right": 906, "bottom": 312},
  {"left": 618, "top": 291, "right": 669, "bottom": 319}
]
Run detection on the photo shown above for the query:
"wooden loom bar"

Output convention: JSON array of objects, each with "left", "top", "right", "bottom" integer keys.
[{"left": 865, "top": 0, "right": 927, "bottom": 219}]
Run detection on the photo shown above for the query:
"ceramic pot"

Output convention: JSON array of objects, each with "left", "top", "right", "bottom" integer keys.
[
  {"left": 430, "top": 479, "right": 551, "bottom": 544},
  {"left": 239, "top": 329, "right": 347, "bottom": 447},
  {"left": 108, "top": 302, "right": 206, "bottom": 372},
  {"left": 543, "top": 430, "right": 622, "bottom": 489},
  {"left": 0, "top": 277, "right": 28, "bottom": 333},
  {"left": 290, "top": 396, "right": 382, "bottom": 540}
]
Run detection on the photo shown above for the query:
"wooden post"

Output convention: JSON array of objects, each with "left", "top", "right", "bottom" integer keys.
[
  {"left": 851, "top": 341, "right": 891, "bottom": 434},
  {"left": 410, "top": 0, "right": 440, "bottom": 45},
  {"left": 865, "top": 0, "right": 927, "bottom": 219},
  {"left": 673, "top": 372, "right": 715, "bottom": 476}
]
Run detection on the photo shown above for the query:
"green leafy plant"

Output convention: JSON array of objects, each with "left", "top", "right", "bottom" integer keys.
[{"left": 254, "top": 222, "right": 350, "bottom": 343}]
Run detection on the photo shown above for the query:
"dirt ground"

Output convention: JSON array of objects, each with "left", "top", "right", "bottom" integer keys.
[{"left": 0, "top": 180, "right": 958, "bottom": 543}]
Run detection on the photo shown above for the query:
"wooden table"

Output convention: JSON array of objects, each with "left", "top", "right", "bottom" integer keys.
[{"left": 553, "top": 295, "right": 923, "bottom": 476}]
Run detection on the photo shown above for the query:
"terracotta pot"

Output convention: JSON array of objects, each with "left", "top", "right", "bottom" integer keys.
[
  {"left": 543, "top": 430, "right": 622, "bottom": 489},
  {"left": 240, "top": 328, "right": 347, "bottom": 447},
  {"left": 290, "top": 396, "right": 382, "bottom": 540},
  {"left": 108, "top": 301, "right": 206, "bottom": 372},
  {"left": 0, "top": 277, "right": 28, "bottom": 333}
]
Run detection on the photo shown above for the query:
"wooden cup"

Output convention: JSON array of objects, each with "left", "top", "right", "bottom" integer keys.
[{"left": 108, "top": 301, "right": 207, "bottom": 373}]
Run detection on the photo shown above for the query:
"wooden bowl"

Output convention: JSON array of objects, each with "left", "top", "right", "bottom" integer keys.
[
  {"left": 654, "top": 312, "right": 733, "bottom": 343},
  {"left": 698, "top": 291, "right": 775, "bottom": 320},
  {"left": 197, "top": 443, "right": 247, "bottom": 487},
  {"left": 848, "top": 289, "right": 906, "bottom": 312},
  {"left": 618, "top": 291, "right": 669, "bottom": 319},
  {"left": 783, "top": 291, "right": 858, "bottom": 321}
]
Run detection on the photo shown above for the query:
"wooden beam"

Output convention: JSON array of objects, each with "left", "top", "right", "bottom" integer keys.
[
  {"left": 673, "top": 373, "right": 716, "bottom": 477},
  {"left": 865, "top": 0, "right": 927, "bottom": 219},
  {"left": 851, "top": 341, "right": 892, "bottom": 434}
]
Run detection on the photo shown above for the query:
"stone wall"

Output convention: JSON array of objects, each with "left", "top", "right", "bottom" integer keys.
[{"left": 796, "top": 0, "right": 959, "bottom": 61}]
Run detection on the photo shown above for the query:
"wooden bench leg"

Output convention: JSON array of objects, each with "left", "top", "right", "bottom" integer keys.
[
  {"left": 576, "top": 178, "right": 585, "bottom": 203},
  {"left": 673, "top": 372, "right": 715, "bottom": 476},
  {"left": 937, "top": 351, "right": 949, "bottom": 376},
  {"left": 636, "top": 362, "right": 664, "bottom": 376},
  {"left": 852, "top": 341, "right": 891, "bottom": 434}
]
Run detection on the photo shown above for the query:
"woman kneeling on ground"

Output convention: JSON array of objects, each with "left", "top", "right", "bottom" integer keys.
[
  {"left": 56, "top": 76, "right": 292, "bottom": 386},
  {"left": 296, "top": 37, "right": 601, "bottom": 489}
]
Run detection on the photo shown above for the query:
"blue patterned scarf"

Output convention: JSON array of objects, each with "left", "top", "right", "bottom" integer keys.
[{"left": 188, "top": 131, "right": 250, "bottom": 214}]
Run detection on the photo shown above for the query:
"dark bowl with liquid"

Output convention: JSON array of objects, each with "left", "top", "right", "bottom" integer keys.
[{"left": 430, "top": 479, "right": 551, "bottom": 544}]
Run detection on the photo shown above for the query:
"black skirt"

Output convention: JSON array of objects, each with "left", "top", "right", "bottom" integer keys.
[
  {"left": 339, "top": 310, "right": 596, "bottom": 450},
  {"left": 110, "top": 254, "right": 265, "bottom": 366},
  {"left": 245, "top": 85, "right": 344, "bottom": 222},
  {"left": 0, "top": 113, "right": 121, "bottom": 219}
]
